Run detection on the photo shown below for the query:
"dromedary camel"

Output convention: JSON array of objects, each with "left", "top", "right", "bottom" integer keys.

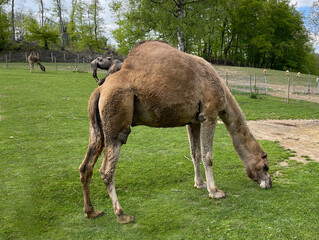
[
  {"left": 97, "top": 60, "right": 123, "bottom": 86},
  {"left": 27, "top": 52, "right": 46, "bottom": 73},
  {"left": 91, "top": 56, "right": 112, "bottom": 81},
  {"left": 79, "top": 40, "right": 272, "bottom": 224},
  {"left": 91, "top": 57, "right": 123, "bottom": 85}
]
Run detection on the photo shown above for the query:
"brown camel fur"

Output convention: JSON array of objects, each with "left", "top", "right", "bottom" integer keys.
[
  {"left": 79, "top": 40, "right": 272, "bottom": 224},
  {"left": 27, "top": 52, "right": 46, "bottom": 73}
]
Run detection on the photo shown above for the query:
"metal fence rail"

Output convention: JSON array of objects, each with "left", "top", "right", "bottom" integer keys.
[
  {"left": 218, "top": 72, "right": 319, "bottom": 103},
  {"left": 219, "top": 72, "right": 268, "bottom": 95}
]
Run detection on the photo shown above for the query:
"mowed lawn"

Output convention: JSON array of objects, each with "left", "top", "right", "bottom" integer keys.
[{"left": 1, "top": 68, "right": 319, "bottom": 239}]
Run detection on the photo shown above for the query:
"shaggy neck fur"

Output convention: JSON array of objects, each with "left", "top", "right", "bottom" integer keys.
[{"left": 219, "top": 88, "right": 263, "bottom": 165}]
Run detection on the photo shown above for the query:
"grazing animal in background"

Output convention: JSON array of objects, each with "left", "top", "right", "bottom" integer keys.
[
  {"left": 97, "top": 60, "right": 123, "bottom": 86},
  {"left": 263, "top": 69, "right": 267, "bottom": 76},
  {"left": 286, "top": 70, "right": 289, "bottom": 75},
  {"left": 79, "top": 40, "right": 272, "bottom": 224},
  {"left": 90, "top": 57, "right": 113, "bottom": 82},
  {"left": 27, "top": 52, "right": 46, "bottom": 73},
  {"left": 296, "top": 72, "right": 301, "bottom": 77}
]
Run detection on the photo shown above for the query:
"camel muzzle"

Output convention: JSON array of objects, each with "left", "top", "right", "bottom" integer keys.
[{"left": 259, "top": 178, "right": 272, "bottom": 189}]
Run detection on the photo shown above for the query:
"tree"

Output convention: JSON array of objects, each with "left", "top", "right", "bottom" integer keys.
[
  {"left": 11, "top": 0, "right": 15, "bottom": 41},
  {"left": 0, "top": 5, "right": 10, "bottom": 50},
  {"left": 89, "top": 0, "right": 104, "bottom": 48},
  {"left": 54, "top": 0, "right": 65, "bottom": 50},
  {"left": 24, "top": 16, "right": 59, "bottom": 49},
  {"left": 110, "top": 0, "right": 210, "bottom": 54},
  {"left": 67, "top": 0, "right": 77, "bottom": 48},
  {"left": 309, "top": 0, "right": 319, "bottom": 34},
  {"left": 66, "top": 0, "right": 106, "bottom": 51}
]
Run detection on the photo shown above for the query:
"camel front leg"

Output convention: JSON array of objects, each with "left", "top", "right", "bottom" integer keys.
[
  {"left": 200, "top": 117, "right": 226, "bottom": 199},
  {"left": 99, "top": 142, "right": 134, "bottom": 224},
  {"left": 92, "top": 69, "right": 99, "bottom": 82},
  {"left": 187, "top": 124, "right": 206, "bottom": 189}
]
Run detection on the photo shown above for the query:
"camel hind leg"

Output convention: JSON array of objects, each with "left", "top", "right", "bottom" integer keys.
[
  {"left": 98, "top": 86, "right": 134, "bottom": 223},
  {"left": 100, "top": 137, "right": 133, "bottom": 224},
  {"left": 79, "top": 123, "right": 104, "bottom": 218},
  {"left": 29, "top": 62, "right": 34, "bottom": 73},
  {"left": 79, "top": 89, "right": 104, "bottom": 218}
]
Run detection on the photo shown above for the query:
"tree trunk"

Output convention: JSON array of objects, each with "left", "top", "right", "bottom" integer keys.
[
  {"left": 219, "top": 21, "right": 226, "bottom": 61},
  {"left": 224, "top": 31, "right": 235, "bottom": 65},
  {"left": 56, "top": 0, "right": 65, "bottom": 50},
  {"left": 176, "top": 0, "right": 186, "bottom": 52},
  {"left": 39, "top": 0, "right": 44, "bottom": 27},
  {"left": 11, "top": 0, "right": 15, "bottom": 41},
  {"left": 234, "top": 34, "right": 239, "bottom": 65},
  {"left": 93, "top": 0, "right": 99, "bottom": 48}
]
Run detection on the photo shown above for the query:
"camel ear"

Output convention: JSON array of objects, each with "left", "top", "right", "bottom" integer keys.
[{"left": 261, "top": 152, "right": 267, "bottom": 159}]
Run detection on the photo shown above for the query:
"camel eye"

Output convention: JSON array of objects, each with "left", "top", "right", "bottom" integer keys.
[
  {"left": 261, "top": 153, "right": 267, "bottom": 159},
  {"left": 263, "top": 164, "right": 269, "bottom": 171}
]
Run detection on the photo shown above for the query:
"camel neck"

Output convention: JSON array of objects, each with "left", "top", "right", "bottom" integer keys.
[{"left": 219, "top": 89, "right": 262, "bottom": 164}]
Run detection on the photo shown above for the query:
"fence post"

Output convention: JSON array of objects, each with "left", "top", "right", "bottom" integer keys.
[
  {"left": 25, "top": 52, "right": 28, "bottom": 62},
  {"left": 250, "top": 75, "right": 252, "bottom": 92},
  {"left": 254, "top": 74, "right": 257, "bottom": 94},
  {"left": 265, "top": 75, "right": 268, "bottom": 95},
  {"left": 287, "top": 76, "right": 290, "bottom": 104},
  {"left": 51, "top": 53, "right": 54, "bottom": 62},
  {"left": 64, "top": 53, "right": 66, "bottom": 63},
  {"left": 5, "top": 55, "right": 8, "bottom": 69},
  {"left": 307, "top": 72, "right": 310, "bottom": 94},
  {"left": 55, "top": 57, "right": 57, "bottom": 71},
  {"left": 226, "top": 72, "right": 229, "bottom": 87}
]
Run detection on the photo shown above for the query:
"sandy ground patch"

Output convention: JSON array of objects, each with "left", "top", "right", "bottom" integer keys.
[{"left": 247, "top": 119, "right": 319, "bottom": 163}]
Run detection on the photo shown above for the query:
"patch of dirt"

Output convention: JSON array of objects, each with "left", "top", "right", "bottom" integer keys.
[{"left": 247, "top": 119, "right": 319, "bottom": 163}]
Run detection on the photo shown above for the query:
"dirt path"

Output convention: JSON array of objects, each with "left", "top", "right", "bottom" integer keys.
[{"left": 247, "top": 119, "right": 319, "bottom": 163}]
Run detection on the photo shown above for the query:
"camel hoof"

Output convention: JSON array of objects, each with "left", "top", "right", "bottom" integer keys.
[
  {"left": 86, "top": 211, "right": 104, "bottom": 219},
  {"left": 117, "top": 214, "right": 134, "bottom": 224},
  {"left": 194, "top": 182, "right": 207, "bottom": 189},
  {"left": 209, "top": 190, "right": 226, "bottom": 199}
]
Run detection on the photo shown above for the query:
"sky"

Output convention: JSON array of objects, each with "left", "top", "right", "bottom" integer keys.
[{"left": 7, "top": 0, "right": 319, "bottom": 52}]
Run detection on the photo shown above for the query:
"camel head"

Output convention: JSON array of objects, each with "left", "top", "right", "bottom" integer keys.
[{"left": 245, "top": 152, "right": 272, "bottom": 189}]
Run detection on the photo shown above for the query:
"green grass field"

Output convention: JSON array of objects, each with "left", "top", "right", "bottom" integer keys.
[{"left": 1, "top": 68, "right": 319, "bottom": 239}]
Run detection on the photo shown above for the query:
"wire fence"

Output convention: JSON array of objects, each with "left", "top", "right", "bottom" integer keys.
[
  {"left": 218, "top": 71, "right": 319, "bottom": 103},
  {"left": 0, "top": 50, "right": 123, "bottom": 72},
  {"left": 1, "top": 55, "right": 318, "bottom": 103},
  {"left": 219, "top": 72, "right": 269, "bottom": 95}
]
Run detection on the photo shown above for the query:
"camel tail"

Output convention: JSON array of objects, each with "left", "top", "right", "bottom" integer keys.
[
  {"left": 37, "top": 62, "right": 46, "bottom": 72},
  {"left": 88, "top": 89, "right": 104, "bottom": 151}
]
